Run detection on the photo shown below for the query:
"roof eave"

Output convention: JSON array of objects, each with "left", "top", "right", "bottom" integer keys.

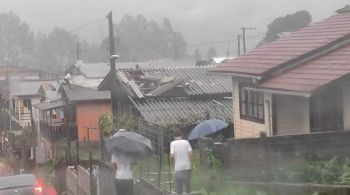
[
  {"left": 210, "top": 71, "right": 262, "bottom": 80},
  {"left": 245, "top": 87, "right": 311, "bottom": 98}
]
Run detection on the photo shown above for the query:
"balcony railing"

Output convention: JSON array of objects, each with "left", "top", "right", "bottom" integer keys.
[{"left": 40, "top": 122, "right": 65, "bottom": 142}]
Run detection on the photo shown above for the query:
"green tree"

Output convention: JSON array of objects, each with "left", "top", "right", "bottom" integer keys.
[
  {"left": 206, "top": 46, "right": 217, "bottom": 59},
  {"left": 258, "top": 10, "right": 312, "bottom": 46},
  {"left": 99, "top": 113, "right": 115, "bottom": 137},
  {"left": 193, "top": 48, "right": 202, "bottom": 61},
  {"left": 0, "top": 12, "right": 35, "bottom": 67},
  {"left": 36, "top": 28, "right": 78, "bottom": 73},
  {"left": 101, "top": 15, "right": 188, "bottom": 62}
]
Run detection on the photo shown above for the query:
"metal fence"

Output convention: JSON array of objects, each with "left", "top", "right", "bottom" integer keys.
[{"left": 135, "top": 118, "right": 175, "bottom": 194}]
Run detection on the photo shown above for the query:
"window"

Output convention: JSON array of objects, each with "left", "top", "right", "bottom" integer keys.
[
  {"left": 239, "top": 85, "right": 264, "bottom": 123},
  {"left": 23, "top": 98, "right": 31, "bottom": 109}
]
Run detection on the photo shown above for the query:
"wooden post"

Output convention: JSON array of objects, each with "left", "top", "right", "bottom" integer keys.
[
  {"left": 89, "top": 151, "right": 95, "bottom": 195},
  {"left": 76, "top": 141, "right": 79, "bottom": 169}
]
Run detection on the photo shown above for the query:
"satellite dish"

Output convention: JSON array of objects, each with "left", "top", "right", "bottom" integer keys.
[{"left": 160, "top": 76, "right": 176, "bottom": 84}]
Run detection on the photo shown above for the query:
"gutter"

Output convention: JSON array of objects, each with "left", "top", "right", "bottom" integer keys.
[{"left": 244, "top": 87, "right": 311, "bottom": 98}]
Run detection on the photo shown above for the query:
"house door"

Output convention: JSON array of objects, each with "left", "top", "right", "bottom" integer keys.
[{"left": 310, "top": 86, "right": 343, "bottom": 132}]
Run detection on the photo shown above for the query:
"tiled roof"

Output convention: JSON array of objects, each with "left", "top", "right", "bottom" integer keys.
[
  {"left": 258, "top": 43, "right": 350, "bottom": 93},
  {"left": 133, "top": 97, "right": 232, "bottom": 125},
  {"left": 213, "top": 12, "right": 350, "bottom": 75}
]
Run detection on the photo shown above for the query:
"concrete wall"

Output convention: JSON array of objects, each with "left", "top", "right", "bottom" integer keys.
[
  {"left": 274, "top": 95, "right": 310, "bottom": 135},
  {"left": 232, "top": 79, "right": 271, "bottom": 138},
  {"left": 200, "top": 131, "right": 350, "bottom": 181},
  {"left": 343, "top": 84, "right": 350, "bottom": 130},
  {"left": 76, "top": 101, "right": 112, "bottom": 142}
]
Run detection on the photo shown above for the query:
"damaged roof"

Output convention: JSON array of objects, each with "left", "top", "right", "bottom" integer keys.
[
  {"left": 133, "top": 97, "right": 232, "bottom": 125},
  {"left": 116, "top": 65, "right": 232, "bottom": 98},
  {"left": 33, "top": 100, "right": 65, "bottom": 111},
  {"left": 68, "top": 59, "right": 196, "bottom": 79}
]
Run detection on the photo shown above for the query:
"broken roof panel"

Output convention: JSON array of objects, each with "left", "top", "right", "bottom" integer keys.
[
  {"left": 133, "top": 97, "right": 232, "bottom": 125},
  {"left": 141, "top": 66, "right": 232, "bottom": 96},
  {"left": 213, "top": 12, "right": 350, "bottom": 76},
  {"left": 33, "top": 101, "right": 64, "bottom": 111},
  {"left": 72, "top": 59, "right": 196, "bottom": 79},
  {"left": 258, "top": 43, "right": 350, "bottom": 93}
]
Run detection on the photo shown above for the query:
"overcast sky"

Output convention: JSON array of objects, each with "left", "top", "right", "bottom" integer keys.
[{"left": 1, "top": 0, "right": 349, "bottom": 56}]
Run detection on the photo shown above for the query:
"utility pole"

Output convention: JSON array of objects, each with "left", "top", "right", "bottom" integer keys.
[
  {"left": 237, "top": 35, "right": 241, "bottom": 56},
  {"left": 75, "top": 41, "right": 84, "bottom": 61},
  {"left": 107, "top": 11, "right": 118, "bottom": 114},
  {"left": 241, "top": 27, "right": 256, "bottom": 54},
  {"left": 174, "top": 32, "right": 178, "bottom": 60}
]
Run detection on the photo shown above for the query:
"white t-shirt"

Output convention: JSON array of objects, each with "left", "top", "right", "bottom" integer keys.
[
  {"left": 111, "top": 154, "right": 133, "bottom": 179},
  {"left": 170, "top": 139, "right": 193, "bottom": 172}
]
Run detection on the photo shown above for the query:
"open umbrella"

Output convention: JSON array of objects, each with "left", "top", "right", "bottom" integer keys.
[
  {"left": 188, "top": 119, "right": 228, "bottom": 140},
  {"left": 105, "top": 130, "right": 153, "bottom": 160}
]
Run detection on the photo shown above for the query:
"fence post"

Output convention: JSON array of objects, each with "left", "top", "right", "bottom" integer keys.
[
  {"left": 157, "top": 126, "right": 162, "bottom": 188},
  {"left": 76, "top": 141, "right": 79, "bottom": 195},
  {"left": 89, "top": 151, "right": 95, "bottom": 195},
  {"left": 76, "top": 141, "right": 79, "bottom": 169},
  {"left": 168, "top": 132, "right": 172, "bottom": 193},
  {"left": 65, "top": 148, "right": 68, "bottom": 166}
]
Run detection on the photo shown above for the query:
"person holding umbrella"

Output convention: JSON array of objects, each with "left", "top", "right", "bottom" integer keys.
[
  {"left": 170, "top": 130, "right": 193, "bottom": 195},
  {"left": 111, "top": 150, "right": 134, "bottom": 195},
  {"left": 106, "top": 129, "right": 153, "bottom": 195}
]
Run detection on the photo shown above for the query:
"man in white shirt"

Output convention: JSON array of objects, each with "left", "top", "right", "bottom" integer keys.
[{"left": 170, "top": 130, "right": 193, "bottom": 195}]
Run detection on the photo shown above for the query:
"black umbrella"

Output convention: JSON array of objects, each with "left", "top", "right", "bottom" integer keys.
[{"left": 105, "top": 130, "right": 153, "bottom": 160}]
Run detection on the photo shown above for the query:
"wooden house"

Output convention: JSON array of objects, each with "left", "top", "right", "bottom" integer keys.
[{"left": 98, "top": 65, "right": 233, "bottom": 129}]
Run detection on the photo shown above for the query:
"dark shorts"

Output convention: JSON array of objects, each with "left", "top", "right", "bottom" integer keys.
[
  {"left": 175, "top": 169, "right": 191, "bottom": 194},
  {"left": 115, "top": 179, "right": 133, "bottom": 195}
]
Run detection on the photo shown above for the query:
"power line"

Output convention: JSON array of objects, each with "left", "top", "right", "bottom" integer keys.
[{"left": 68, "top": 17, "right": 106, "bottom": 34}]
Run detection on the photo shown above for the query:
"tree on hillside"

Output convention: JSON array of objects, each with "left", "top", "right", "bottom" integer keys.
[
  {"left": 193, "top": 48, "right": 202, "bottom": 61},
  {"left": 36, "top": 28, "right": 77, "bottom": 73},
  {"left": 0, "top": 12, "right": 35, "bottom": 67},
  {"left": 258, "top": 10, "right": 312, "bottom": 46},
  {"left": 206, "top": 46, "right": 217, "bottom": 59},
  {"left": 101, "top": 15, "right": 187, "bottom": 62}
]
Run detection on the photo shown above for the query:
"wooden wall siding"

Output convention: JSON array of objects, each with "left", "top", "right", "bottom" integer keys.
[
  {"left": 343, "top": 84, "right": 350, "bottom": 130},
  {"left": 232, "top": 80, "right": 270, "bottom": 138},
  {"left": 275, "top": 95, "right": 310, "bottom": 135},
  {"left": 76, "top": 101, "right": 112, "bottom": 142}
]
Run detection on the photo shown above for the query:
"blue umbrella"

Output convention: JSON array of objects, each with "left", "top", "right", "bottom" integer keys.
[{"left": 188, "top": 119, "right": 228, "bottom": 140}]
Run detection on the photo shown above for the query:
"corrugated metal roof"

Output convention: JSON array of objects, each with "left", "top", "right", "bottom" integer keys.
[
  {"left": 9, "top": 80, "right": 57, "bottom": 96},
  {"left": 61, "top": 84, "right": 111, "bottom": 102},
  {"left": 258, "top": 43, "right": 350, "bottom": 93},
  {"left": 133, "top": 97, "right": 232, "bottom": 125},
  {"left": 141, "top": 66, "right": 232, "bottom": 96},
  {"left": 33, "top": 101, "right": 64, "bottom": 111},
  {"left": 75, "top": 59, "right": 196, "bottom": 78},
  {"left": 213, "top": 12, "right": 350, "bottom": 75}
]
